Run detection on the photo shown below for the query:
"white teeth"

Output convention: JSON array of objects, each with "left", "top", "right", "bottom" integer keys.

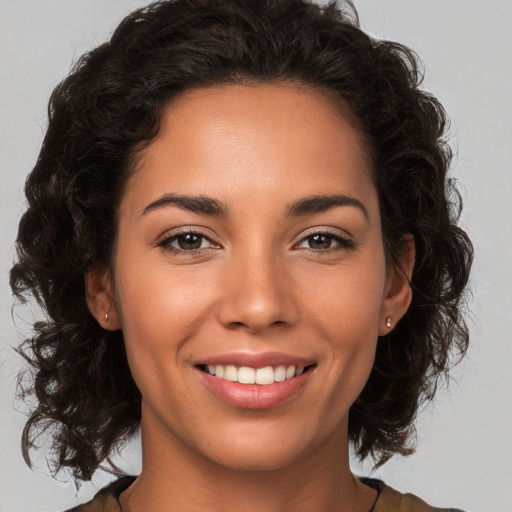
[
  {"left": 238, "top": 366, "right": 256, "bottom": 384},
  {"left": 255, "top": 366, "right": 275, "bottom": 385},
  {"left": 274, "top": 365, "right": 286, "bottom": 382},
  {"left": 224, "top": 364, "right": 238, "bottom": 382},
  {"left": 205, "top": 364, "right": 310, "bottom": 385}
]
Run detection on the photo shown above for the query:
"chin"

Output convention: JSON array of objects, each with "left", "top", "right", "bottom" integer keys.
[
  {"left": 194, "top": 421, "right": 325, "bottom": 473},
  {"left": 207, "top": 444, "right": 306, "bottom": 473}
]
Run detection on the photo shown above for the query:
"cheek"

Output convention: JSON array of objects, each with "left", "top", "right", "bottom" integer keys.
[
  {"left": 112, "top": 254, "right": 216, "bottom": 393},
  {"left": 116, "top": 253, "right": 213, "bottom": 336},
  {"left": 304, "top": 264, "right": 384, "bottom": 401},
  {"left": 305, "top": 260, "right": 386, "bottom": 334}
]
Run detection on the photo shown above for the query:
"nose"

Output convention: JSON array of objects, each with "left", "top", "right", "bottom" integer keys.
[{"left": 216, "top": 250, "right": 300, "bottom": 334}]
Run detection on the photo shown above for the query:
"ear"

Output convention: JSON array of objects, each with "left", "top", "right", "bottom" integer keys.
[
  {"left": 379, "top": 235, "right": 415, "bottom": 335},
  {"left": 84, "top": 267, "right": 121, "bottom": 330}
]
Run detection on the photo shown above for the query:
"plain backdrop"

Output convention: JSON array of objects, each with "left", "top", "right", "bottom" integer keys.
[{"left": 1, "top": 1, "right": 511, "bottom": 511}]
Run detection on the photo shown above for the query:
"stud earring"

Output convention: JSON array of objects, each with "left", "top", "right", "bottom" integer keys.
[
  {"left": 105, "top": 313, "right": 109, "bottom": 323},
  {"left": 386, "top": 317, "right": 392, "bottom": 328}
]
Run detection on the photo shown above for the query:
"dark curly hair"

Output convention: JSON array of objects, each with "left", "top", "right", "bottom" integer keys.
[{"left": 10, "top": 0, "right": 473, "bottom": 481}]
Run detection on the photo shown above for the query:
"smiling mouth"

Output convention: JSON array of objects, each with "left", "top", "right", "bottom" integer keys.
[{"left": 198, "top": 364, "right": 315, "bottom": 386}]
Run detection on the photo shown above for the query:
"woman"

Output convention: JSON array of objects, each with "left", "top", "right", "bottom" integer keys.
[{"left": 10, "top": 0, "right": 472, "bottom": 510}]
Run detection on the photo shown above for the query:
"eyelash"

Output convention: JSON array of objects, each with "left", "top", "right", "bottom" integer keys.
[
  {"left": 156, "top": 229, "right": 219, "bottom": 256},
  {"left": 156, "top": 229, "right": 355, "bottom": 256},
  {"left": 295, "top": 231, "right": 355, "bottom": 253}
]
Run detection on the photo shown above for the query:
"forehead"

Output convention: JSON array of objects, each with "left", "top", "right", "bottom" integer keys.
[{"left": 125, "top": 83, "right": 377, "bottom": 217}]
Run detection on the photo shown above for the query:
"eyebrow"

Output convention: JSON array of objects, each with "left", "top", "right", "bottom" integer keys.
[
  {"left": 141, "top": 192, "right": 368, "bottom": 220},
  {"left": 141, "top": 194, "right": 229, "bottom": 217},
  {"left": 285, "top": 194, "right": 369, "bottom": 220}
]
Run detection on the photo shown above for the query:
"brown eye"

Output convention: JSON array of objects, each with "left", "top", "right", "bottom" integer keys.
[
  {"left": 175, "top": 233, "right": 203, "bottom": 250},
  {"left": 295, "top": 231, "right": 355, "bottom": 252},
  {"left": 157, "top": 231, "right": 218, "bottom": 253},
  {"left": 307, "top": 234, "right": 333, "bottom": 249}
]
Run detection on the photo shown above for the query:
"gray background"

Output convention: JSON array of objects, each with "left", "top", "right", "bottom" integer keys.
[{"left": 1, "top": 1, "right": 511, "bottom": 511}]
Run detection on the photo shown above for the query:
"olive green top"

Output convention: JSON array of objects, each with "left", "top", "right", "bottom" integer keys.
[{"left": 65, "top": 476, "right": 465, "bottom": 512}]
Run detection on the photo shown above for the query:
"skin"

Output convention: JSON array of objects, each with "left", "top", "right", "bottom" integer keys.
[{"left": 86, "top": 83, "right": 413, "bottom": 512}]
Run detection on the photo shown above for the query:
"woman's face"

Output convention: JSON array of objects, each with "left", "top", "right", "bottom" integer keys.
[{"left": 95, "top": 83, "right": 410, "bottom": 471}]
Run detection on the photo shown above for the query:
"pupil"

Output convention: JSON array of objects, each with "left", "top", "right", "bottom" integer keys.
[
  {"left": 178, "top": 233, "right": 201, "bottom": 250},
  {"left": 309, "top": 234, "right": 331, "bottom": 249}
]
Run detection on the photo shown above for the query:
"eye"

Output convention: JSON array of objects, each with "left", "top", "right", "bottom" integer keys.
[
  {"left": 157, "top": 230, "right": 219, "bottom": 253},
  {"left": 172, "top": 233, "right": 207, "bottom": 250},
  {"left": 295, "top": 232, "right": 354, "bottom": 252}
]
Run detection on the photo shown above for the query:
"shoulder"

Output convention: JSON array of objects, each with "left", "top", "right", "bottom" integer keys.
[
  {"left": 63, "top": 477, "right": 136, "bottom": 512},
  {"left": 363, "top": 478, "right": 466, "bottom": 512}
]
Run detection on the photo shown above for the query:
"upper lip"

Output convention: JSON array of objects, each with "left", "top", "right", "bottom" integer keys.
[{"left": 194, "top": 351, "right": 315, "bottom": 369}]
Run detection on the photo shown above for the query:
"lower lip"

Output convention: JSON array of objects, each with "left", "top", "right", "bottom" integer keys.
[{"left": 198, "top": 369, "right": 313, "bottom": 409}]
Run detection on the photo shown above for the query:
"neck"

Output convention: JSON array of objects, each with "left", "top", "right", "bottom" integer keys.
[{"left": 120, "top": 403, "right": 377, "bottom": 512}]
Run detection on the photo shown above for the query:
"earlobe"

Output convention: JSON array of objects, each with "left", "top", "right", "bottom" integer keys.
[
  {"left": 379, "top": 236, "right": 415, "bottom": 336},
  {"left": 84, "top": 267, "right": 121, "bottom": 330}
]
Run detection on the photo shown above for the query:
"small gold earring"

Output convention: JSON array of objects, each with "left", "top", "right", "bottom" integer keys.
[
  {"left": 386, "top": 317, "right": 392, "bottom": 328},
  {"left": 105, "top": 313, "right": 109, "bottom": 323}
]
